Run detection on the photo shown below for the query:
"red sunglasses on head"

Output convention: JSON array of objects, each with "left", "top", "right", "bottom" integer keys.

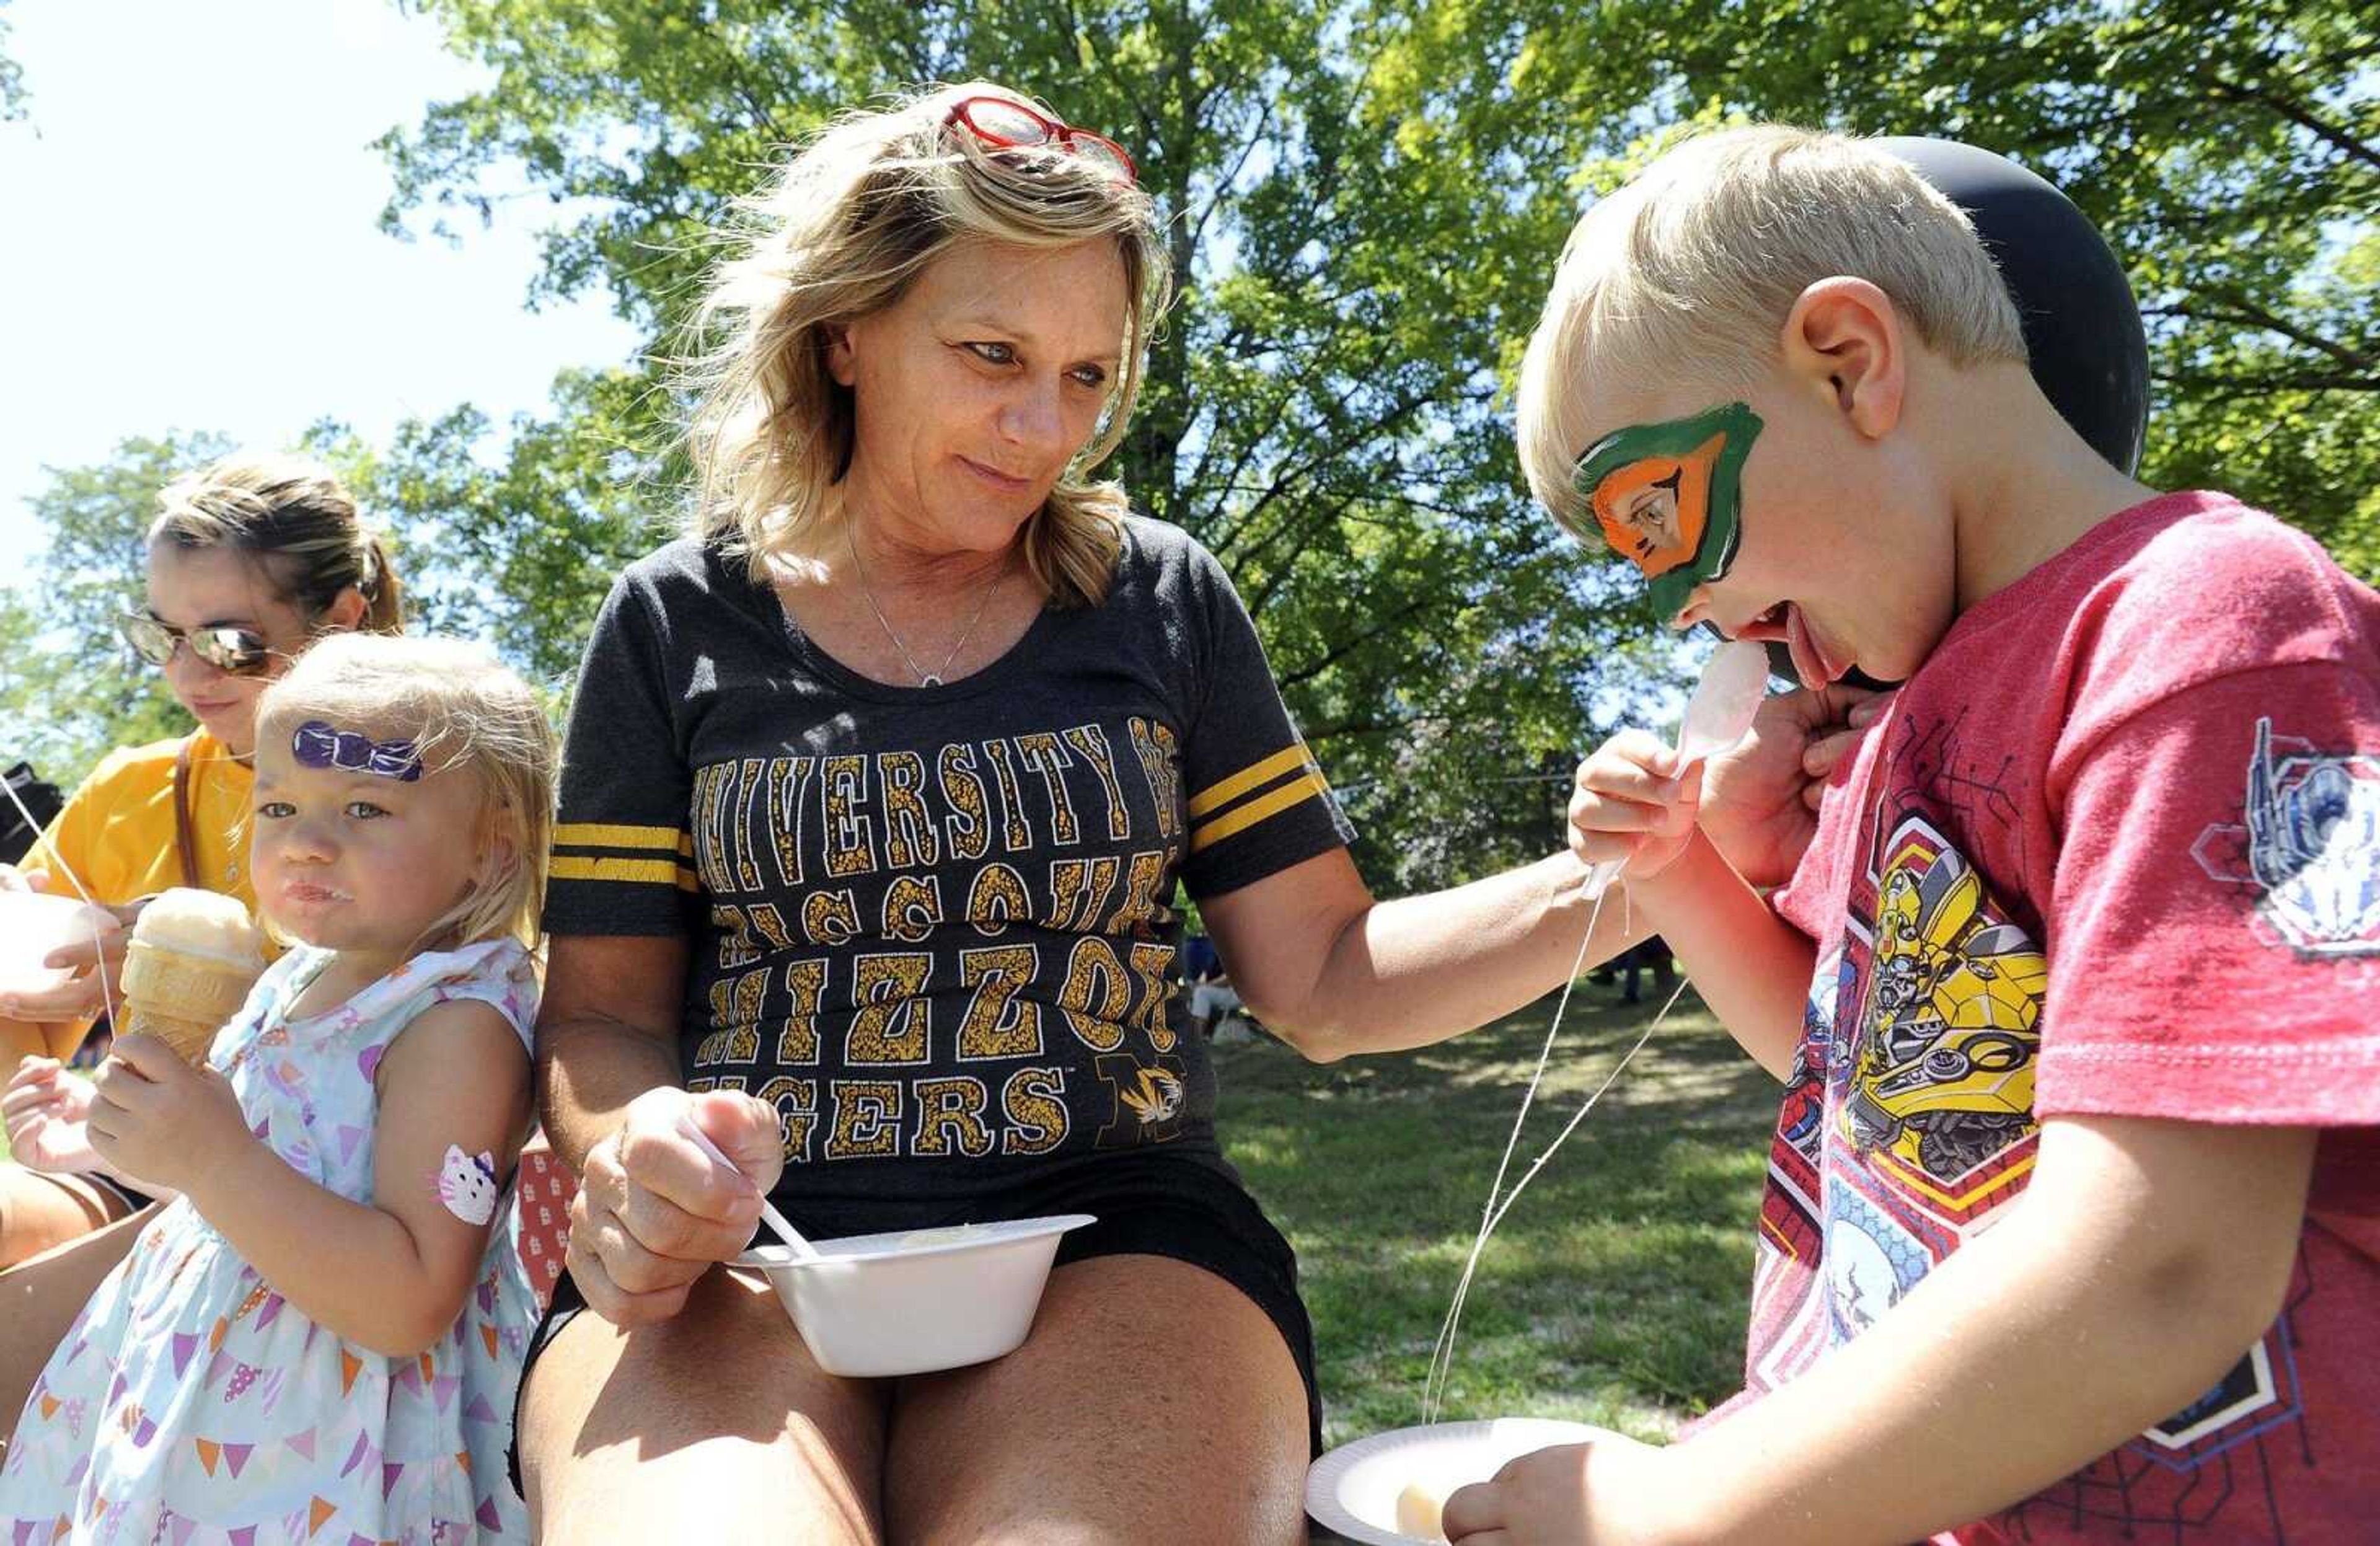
[{"left": 945, "top": 96, "right": 1138, "bottom": 185}]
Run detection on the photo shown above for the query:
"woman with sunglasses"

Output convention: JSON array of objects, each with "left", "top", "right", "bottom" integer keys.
[
  {"left": 515, "top": 82, "right": 1862, "bottom": 1545},
  {"left": 0, "top": 452, "right": 403, "bottom": 1279}
]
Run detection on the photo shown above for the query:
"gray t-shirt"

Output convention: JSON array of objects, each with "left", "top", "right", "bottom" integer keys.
[{"left": 546, "top": 517, "right": 1353, "bottom": 1218}]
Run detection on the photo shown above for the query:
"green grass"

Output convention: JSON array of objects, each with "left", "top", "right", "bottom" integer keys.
[{"left": 1213, "top": 986, "right": 1776, "bottom": 1448}]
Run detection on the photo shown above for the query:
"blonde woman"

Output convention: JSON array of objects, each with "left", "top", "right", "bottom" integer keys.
[{"left": 519, "top": 82, "right": 1862, "bottom": 1543}]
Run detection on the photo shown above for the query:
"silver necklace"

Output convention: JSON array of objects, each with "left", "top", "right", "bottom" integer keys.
[{"left": 846, "top": 527, "right": 1004, "bottom": 688}]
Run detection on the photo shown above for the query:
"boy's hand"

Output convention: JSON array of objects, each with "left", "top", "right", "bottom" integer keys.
[
  {"left": 84, "top": 1035, "right": 251, "bottom": 1193},
  {"left": 1699, "top": 686, "right": 1889, "bottom": 888},
  {"left": 1442, "top": 1434, "right": 1686, "bottom": 1545},
  {"left": 1567, "top": 732, "right": 1706, "bottom": 883},
  {"left": 2, "top": 1055, "right": 101, "bottom": 1172}
]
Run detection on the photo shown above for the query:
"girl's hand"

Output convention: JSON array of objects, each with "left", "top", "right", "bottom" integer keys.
[
  {"left": 84, "top": 1035, "right": 252, "bottom": 1193},
  {"left": 566, "top": 1085, "right": 779, "bottom": 1327},
  {"left": 1697, "top": 685, "right": 1890, "bottom": 888},
  {"left": 1442, "top": 1434, "right": 1689, "bottom": 1545},
  {"left": 1567, "top": 731, "right": 1707, "bottom": 885},
  {"left": 0, "top": 879, "right": 143, "bottom": 1023},
  {"left": 2, "top": 1056, "right": 101, "bottom": 1172}
]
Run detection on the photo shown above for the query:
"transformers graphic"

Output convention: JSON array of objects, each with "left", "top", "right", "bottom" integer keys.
[
  {"left": 1843, "top": 828, "right": 2047, "bottom": 1182},
  {"left": 2242, "top": 718, "right": 2380, "bottom": 956}
]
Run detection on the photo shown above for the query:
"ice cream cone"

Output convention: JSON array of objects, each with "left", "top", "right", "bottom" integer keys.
[
  {"left": 120, "top": 939, "right": 258, "bottom": 1064},
  {"left": 118, "top": 889, "right": 266, "bottom": 1066}
]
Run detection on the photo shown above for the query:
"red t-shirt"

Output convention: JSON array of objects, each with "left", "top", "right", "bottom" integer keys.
[{"left": 1744, "top": 491, "right": 2380, "bottom": 1542}]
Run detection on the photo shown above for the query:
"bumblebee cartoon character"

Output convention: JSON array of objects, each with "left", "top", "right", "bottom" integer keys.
[{"left": 1843, "top": 828, "right": 2048, "bottom": 1183}]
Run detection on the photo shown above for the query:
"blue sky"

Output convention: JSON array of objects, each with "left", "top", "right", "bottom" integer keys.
[{"left": 0, "top": 0, "right": 639, "bottom": 567}]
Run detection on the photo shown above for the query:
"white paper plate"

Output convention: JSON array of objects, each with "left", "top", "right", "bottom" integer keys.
[{"left": 1305, "top": 1418, "right": 1613, "bottom": 1544}]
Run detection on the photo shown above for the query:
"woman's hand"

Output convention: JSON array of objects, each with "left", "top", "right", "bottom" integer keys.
[
  {"left": 565, "top": 1086, "right": 781, "bottom": 1327},
  {"left": 2, "top": 1056, "right": 102, "bottom": 1172},
  {"left": 1442, "top": 1434, "right": 1690, "bottom": 1545},
  {"left": 1696, "top": 685, "right": 1889, "bottom": 888},
  {"left": 1567, "top": 731, "right": 1708, "bottom": 885},
  {"left": 0, "top": 875, "right": 144, "bottom": 1023},
  {"left": 84, "top": 1033, "right": 251, "bottom": 1193}
]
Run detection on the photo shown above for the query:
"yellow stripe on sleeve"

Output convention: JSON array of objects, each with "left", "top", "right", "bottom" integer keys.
[
  {"left": 1188, "top": 771, "right": 1327, "bottom": 853},
  {"left": 550, "top": 855, "right": 699, "bottom": 892},
  {"left": 1186, "top": 746, "right": 1311, "bottom": 820},
  {"left": 553, "top": 822, "right": 687, "bottom": 852}
]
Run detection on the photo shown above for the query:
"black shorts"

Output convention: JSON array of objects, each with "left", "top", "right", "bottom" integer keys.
[
  {"left": 16, "top": 1168, "right": 151, "bottom": 1218},
  {"left": 508, "top": 1154, "right": 1321, "bottom": 1496},
  {"left": 82, "top": 1175, "right": 154, "bottom": 1214}
]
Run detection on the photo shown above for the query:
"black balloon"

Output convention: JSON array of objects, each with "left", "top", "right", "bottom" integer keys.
[
  {"left": 1754, "top": 138, "right": 2152, "bottom": 687},
  {"left": 1879, "top": 136, "right": 2149, "bottom": 477}
]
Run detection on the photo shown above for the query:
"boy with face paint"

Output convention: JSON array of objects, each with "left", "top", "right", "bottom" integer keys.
[{"left": 1439, "top": 127, "right": 2380, "bottom": 1546}]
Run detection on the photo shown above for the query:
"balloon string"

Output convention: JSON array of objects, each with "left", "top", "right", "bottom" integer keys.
[
  {"left": 1422, "top": 883, "right": 1603, "bottom": 1423},
  {"left": 1421, "top": 875, "right": 1694, "bottom": 1425},
  {"left": 1, "top": 775, "right": 118, "bottom": 1035}
]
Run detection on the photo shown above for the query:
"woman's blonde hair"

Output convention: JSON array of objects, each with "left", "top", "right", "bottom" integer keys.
[
  {"left": 255, "top": 634, "right": 555, "bottom": 953},
  {"left": 150, "top": 453, "right": 407, "bottom": 634},
  {"left": 684, "top": 81, "right": 1171, "bottom": 607},
  {"left": 1517, "top": 124, "right": 2029, "bottom": 536}
]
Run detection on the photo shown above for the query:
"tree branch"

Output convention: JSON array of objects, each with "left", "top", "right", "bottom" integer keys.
[
  {"left": 2146, "top": 301, "right": 2376, "bottom": 372},
  {"left": 2156, "top": 370, "right": 2380, "bottom": 394},
  {"left": 2203, "top": 76, "right": 2380, "bottom": 175}
]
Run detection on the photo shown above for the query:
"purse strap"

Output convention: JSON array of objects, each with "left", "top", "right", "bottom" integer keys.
[{"left": 172, "top": 738, "right": 200, "bottom": 891}]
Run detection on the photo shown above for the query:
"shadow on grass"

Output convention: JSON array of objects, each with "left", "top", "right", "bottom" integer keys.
[{"left": 1214, "top": 986, "right": 1779, "bottom": 1446}]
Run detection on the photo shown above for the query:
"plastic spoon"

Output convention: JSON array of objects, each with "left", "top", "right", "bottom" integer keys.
[
  {"left": 1583, "top": 638, "right": 1773, "bottom": 898},
  {"left": 677, "top": 1115, "right": 821, "bottom": 1261}
]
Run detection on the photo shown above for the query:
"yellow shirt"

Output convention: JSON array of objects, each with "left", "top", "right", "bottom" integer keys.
[{"left": 23, "top": 730, "right": 264, "bottom": 930}]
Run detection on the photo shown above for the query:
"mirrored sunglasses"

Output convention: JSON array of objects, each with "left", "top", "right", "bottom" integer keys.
[{"left": 117, "top": 612, "right": 275, "bottom": 676}]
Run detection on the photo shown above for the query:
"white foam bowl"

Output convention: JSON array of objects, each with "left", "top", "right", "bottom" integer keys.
[
  {"left": 734, "top": 1213, "right": 1095, "bottom": 1378},
  {"left": 1307, "top": 1417, "right": 1616, "bottom": 1544},
  {"left": 0, "top": 891, "right": 117, "bottom": 1000}
]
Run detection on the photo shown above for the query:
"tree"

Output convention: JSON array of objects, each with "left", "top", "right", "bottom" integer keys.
[
  {"left": 374, "top": 0, "right": 1660, "bottom": 888},
  {"left": 30, "top": 2, "right": 2365, "bottom": 876},
  {"left": 1, "top": 434, "right": 232, "bottom": 786},
  {"left": 1359, "top": 0, "right": 2380, "bottom": 571},
  {"left": 0, "top": 0, "right": 29, "bottom": 124}
]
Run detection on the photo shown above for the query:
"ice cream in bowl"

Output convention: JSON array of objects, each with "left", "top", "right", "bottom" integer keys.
[{"left": 734, "top": 1214, "right": 1096, "bottom": 1377}]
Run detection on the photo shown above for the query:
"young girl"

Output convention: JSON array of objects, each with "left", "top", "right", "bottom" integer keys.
[
  {"left": 3, "top": 451, "right": 403, "bottom": 1269},
  {"left": 0, "top": 634, "right": 552, "bottom": 1545}
]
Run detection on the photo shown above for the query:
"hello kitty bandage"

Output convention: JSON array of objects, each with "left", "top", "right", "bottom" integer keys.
[{"left": 435, "top": 1145, "right": 498, "bottom": 1226}]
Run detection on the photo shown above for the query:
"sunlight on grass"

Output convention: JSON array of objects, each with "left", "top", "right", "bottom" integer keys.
[{"left": 1214, "top": 987, "right": 1776, "bottom": 1448}]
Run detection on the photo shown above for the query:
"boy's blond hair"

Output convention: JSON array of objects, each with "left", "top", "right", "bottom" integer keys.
[
  {"left": 683, "top": 80, "right": 1171, "bottom": 608},
  {"left": 1517, "top": 125, "right": 2029, "bottom": 536},
  {"left": 255, "top": 634, "right": 556, "bottom": 953}
]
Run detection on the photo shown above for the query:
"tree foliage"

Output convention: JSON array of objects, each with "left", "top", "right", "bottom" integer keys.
[
  {"left": 9, "top": 0, "right": 2373, "bottom": 879},
  {"left": 369, "top": 0, "right": 1656, "bottom": 889},
  {"left": 361, "top": 0, "right": 2376, "bottom": 888},
  {"left": 1362, "top": 0, "right": 2379, "bottom": 565},
  {"left": 1, "top": 435, "right": 232, "bottom": 782},
  {"left": 0, "top": 0, "right": 29, "bottom": 124}
]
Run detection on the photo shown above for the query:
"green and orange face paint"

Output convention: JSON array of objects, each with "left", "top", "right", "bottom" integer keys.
[{"left": 1570, "top": 402, "right": 1760, "bottom": 619}]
